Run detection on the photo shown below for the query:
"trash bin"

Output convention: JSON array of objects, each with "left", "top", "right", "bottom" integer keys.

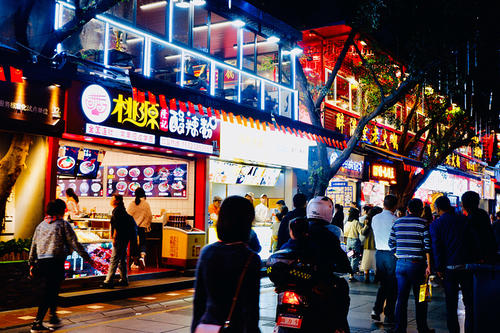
[{"left": 466, "top": 264, "right": 500, "bottom": 333}]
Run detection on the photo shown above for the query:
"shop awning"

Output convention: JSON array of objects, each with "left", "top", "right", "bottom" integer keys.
[
  {"left": 363, "top": 144, "right": 424, "bottom": 167},
  {"left": 129, "top": 73, "right": 347, "bottom": 150}
]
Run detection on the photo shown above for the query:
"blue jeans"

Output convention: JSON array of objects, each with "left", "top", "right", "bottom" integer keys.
[
  {"left": 346, "top": 238, "right": 361, "bottom": 273},
  {"left": 105, "top": 239, "right": 129, "bottom": 283},
  {"left": 394, "top": 259, "right": 430, "bottom": 333},
  {"left": 373, "top": 250, "right": 397, "bottom": 318},
  {"left": 443, "top": 269, "right": 473, "bottom": 333}
]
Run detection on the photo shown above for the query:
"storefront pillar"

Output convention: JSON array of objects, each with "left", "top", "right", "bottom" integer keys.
[
  {"left": 44, "top": 136, "right": 59, "bottom": 210},
  {"left": 194, "top": 157, "right": 208, "bottom": 231}
]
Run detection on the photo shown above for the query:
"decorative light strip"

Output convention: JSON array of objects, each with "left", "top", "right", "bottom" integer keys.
[
  {"left": 160, "top": 136, "right": 213, "bottom": 154},
  {"left": 85, "top": 123, "right": 155, "bottom": 144},
  {"left": 140, "top": 1, "right": 167, "bottom": 10}
]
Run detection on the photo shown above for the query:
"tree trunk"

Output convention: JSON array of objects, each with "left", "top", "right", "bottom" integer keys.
[
  {"left": 0, "top": 134, "right": 32, "bottom": 233},
  {"left": 391, "top": 166, "right": 429, "bottom": 209}
]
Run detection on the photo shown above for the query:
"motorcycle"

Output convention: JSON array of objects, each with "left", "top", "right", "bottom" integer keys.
[{"left": 267, "top": 248, "right": 316, "bottom": 332}]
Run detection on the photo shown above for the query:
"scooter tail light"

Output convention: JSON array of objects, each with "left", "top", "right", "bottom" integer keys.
[{"left": 282, "top": 291, "right": 301, "bottom": 305}]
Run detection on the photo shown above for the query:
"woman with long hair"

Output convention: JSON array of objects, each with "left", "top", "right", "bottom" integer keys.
[
  {"left": 360, "top": 206, "right": 383, "bottom": 283},
  {"left": 65, "top": 188, "right": 80, "bottom": 220},
  {"left": 127, "top": 187, "right": 152, "bottom": 270},
  {"left": 191, "top": 196, "right": 261, "bottom": 332},
  {"left": 344, "top": 207, "right": 363, "bottom": 281}
]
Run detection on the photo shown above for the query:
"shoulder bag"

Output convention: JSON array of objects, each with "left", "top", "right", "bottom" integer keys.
[{"left": 195, "top": 251, "right": 255, "bottom": 333}]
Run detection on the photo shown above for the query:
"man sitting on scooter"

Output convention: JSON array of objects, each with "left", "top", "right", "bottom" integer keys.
[{"left": 306, "top": 196, "right": 353, "bottom": 333}]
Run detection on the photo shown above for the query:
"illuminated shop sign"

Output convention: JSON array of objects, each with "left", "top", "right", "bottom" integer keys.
[
  {"left": 444, "top": 153, "right": 480, "bottom": 173},
  {"left": 371, "top": 164, "right": 396, "bottom": 182},
  {"left": 67, "top": 82, "right": 220, "bottom": 155},
  {"left": 327, "top": 148, "right": 364, "bottom": 179},
  {"left": 0, "top": 64, "right": 65, "bottom": 135},
  {"left": 219, "top": 121, "right": 313, "bottom": 170}
]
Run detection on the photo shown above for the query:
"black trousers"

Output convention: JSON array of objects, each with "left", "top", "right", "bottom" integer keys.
[
  {"left": 35, "top": 258, "right": 65, "bottom": 322},
  {"left": 443, "top": 269, "right": 473, "bottom": 333}
]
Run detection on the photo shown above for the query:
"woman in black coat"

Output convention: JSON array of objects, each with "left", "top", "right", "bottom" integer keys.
[
  {"left": 331, "top": 204, "right": 344, "bottom": 231},
  {"left": 191, "top": 196, "right": 261, "bottom": 333}
]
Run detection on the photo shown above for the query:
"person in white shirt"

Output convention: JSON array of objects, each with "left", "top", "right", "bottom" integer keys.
[
  {"left": 370, "top": 194, "right": 398, "bottom": 323},
  {"left": 254, "top": 194, "right": 271, "bottom": 223}
]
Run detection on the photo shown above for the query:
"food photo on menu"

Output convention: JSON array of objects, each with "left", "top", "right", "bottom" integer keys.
[
  {"left": 107, "top": 164, "right": 188, "bottom": 197},
  {"left": 57, "top": 167, "right": 104, "bottom": 198}
]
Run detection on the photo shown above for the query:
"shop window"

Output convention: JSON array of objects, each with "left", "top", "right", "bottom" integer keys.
[
  {"left": 150, "top": 42, "right": 181, "bottom": 84},
  {"left": 61, "top": 19, "right": 105, "bottom": 64},
  {"left": 280, "top": 89, "right": 293, "bottom": 118},
  {"left": 214, "top": 65, "right": 238, "bottom": 102},
  {"left": 324, "top": 68, "right": 335, "bottom": 103},
  {"left": 107, "top": 26, "right": 144, "bottom": 73},
  {"left": 209, "top": 12, "right": 237, "bottom": 65},
  {"left": 60, "top": 6, "right": 74, "bottom": 26},
  {"left": 240, "top": 74, "right": 260, "bottom": 108},
  {"left": 242, "top": 29, "right": 256, "bottom": 71},
  {"left": 172, "top": 0, "right": 189, "bottom": 45},
  {"left": 183, "top": 52, "right": 209, "bottom": 92},
  {"left": 105, "top": 0, "right": 135, "bottom": 22},
  {"left": 281, "top": 50, "right": 292, "bottom": 86},
  {"left": 193, "top": 6, "right": 209, "bottom": 52},
  {"left": 264, "top": 83, "right": 279, "bottom": 113},
  {"left": 137, "top": 0, "right": 167, "bottom": 36},
  {"left": 334, "top": 76, "right": 349, "bottom": 111},
  {"left": 257, "top": 35, "right": 279, "bottom": 82}
]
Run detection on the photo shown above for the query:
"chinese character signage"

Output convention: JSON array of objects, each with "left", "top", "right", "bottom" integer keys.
[
  {"left": 67, "top": 81, "right": 220, "bottom": 155},
  {"left": 0, "top": 64, "right": 65, "bottom": 136},
  {"left": 444, "top": 153, "right": 481, "bottom": 173},
  {"left": 370, "top": 163, "right": 396, "bottom": 182}
]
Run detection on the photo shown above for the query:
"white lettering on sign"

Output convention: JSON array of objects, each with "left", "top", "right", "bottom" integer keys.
[
  {"left": 85, "top": 123, "right": 155, "bottom": 144},
  {"left": 160, "top": 136, "right": 213, "bottom": 154}
]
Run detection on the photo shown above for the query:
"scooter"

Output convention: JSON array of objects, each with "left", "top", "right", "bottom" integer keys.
[{"left": 267, "top": 249, "right": 315, "bottom": 332}]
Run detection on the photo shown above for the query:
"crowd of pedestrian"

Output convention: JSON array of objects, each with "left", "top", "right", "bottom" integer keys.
[{"left": 28, "top": 188, "right": 499, "bottom": 333}]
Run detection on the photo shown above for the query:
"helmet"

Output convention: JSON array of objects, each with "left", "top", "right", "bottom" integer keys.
[{"left": 306, "top": 196, "right": 334, "bottom": 222}]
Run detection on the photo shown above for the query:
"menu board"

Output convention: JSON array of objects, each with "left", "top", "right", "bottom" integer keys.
[
  {"left": 76, "top": 148, "right": 101, "bottom": 179},
  {"left": 107, "top": 164, "right": 188, "bottom": 198},
  {"left": 57, "top": 146, "right": 80, "bottom": 176},
  {"left": 209, "top": 160, "right": 281, "bottom": 186},
  {"left": 57, "top": 168, "right": 104, "bottom": 197}
]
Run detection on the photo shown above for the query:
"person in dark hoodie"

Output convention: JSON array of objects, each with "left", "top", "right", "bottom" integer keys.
[
  {"left": 101, "top": 193, "right": 137, "bottom": 288},
  {"left": 332, "top": 203, "right": 345, "bottom": 231},
  {"left": 461, "top": 191, "right": 497, "bottom": 263},
  {"left": 276, "top": 193, "right": 307, "bottom": 250}
]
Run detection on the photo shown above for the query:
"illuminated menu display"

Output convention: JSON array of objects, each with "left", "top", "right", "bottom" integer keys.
[
  {"left": 57, "top": 167, "right": 104, "bottom": 197},
  {"left": 107, "top": 164, "right": 187, "bottom": 198},
  {"left": 209, "top": 160, "right": 281, "bottom": 186},
  {"left": 371, "top": 164, "right": 396, "bottom": 182}
]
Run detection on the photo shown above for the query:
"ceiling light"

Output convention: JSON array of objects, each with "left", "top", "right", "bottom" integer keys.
[
  {"left": 231, "top": 19, "right": 245, "bottom": 28},
  {"left": 267, "top": 36, "right": 280, "bottom": 43},
  {"left": 291, "top": 47, "right": 303, "bottom": 55},
  {"left": 140, "top": 1, "right": 167, "bottom": 10},
  {"left": 187, "top": 153, "right": 195, "bottom": 157},
  {"left": 193, "top": 20, "right": 231, "bottom": 31},
  {"left": 192, "top": 0, "right": 206, "bottom": 6},
  {"left": 127, "top": 37, "right": 143, "bottom": 44},
  {"left": 360, "top": 40, "right": 367, "bottom": 46},
  {"left": 166, "top": 150, "right": 173, "bottom": 153},
  {"left": 175, "top": 0, "right": 190, "bottom": 8},
  {"left": 164, "top": 54, "right": 182, "bottom": 60}
]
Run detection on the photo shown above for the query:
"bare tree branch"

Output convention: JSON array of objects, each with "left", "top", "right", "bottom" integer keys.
[{"left": 353, "top": 41, "right": 385, "bottom": 101}]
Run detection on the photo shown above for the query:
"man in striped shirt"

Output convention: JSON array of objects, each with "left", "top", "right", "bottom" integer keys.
[{"left": 389, "top": 198, "right": 434, "bottom": 333}]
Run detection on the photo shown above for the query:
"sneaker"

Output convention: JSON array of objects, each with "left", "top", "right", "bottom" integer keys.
[
  {"left": 47, "top": 315, "right": 62, "bottom": 328},
  {"left": 371, "top": 310, "right": 381, "bottom": 321},
  {"left": 100, "top": 282, "right": 114, "bottom": 289},
  {"left": 139, "top": 257, "right": 146, "bottom": 270},
  {"left": 30, "top": 322, "right": 53, "bottom": 332},
  {"left": 117, "top": 279, "right": 129, "bottom": 287}
]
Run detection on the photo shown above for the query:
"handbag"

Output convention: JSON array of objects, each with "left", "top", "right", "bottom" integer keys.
[{"left": 195, "top": 251, "right": 255, "bottom": 333}]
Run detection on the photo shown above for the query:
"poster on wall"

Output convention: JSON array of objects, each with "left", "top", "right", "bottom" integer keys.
[
  {"left": 107, "top": 164, "right": 187, "bottom": 198},
  {"left": 326, "top": 181, "right": 354, "bottom": 207},
  {"left": 76, "top": 148, "right": 101, "bottom": 179},
  {"left": 209, "top": 160, "right": 281, "bottom": 187},
  {"left": 57, "top": 168, "right": 104, "bottom": 197},
  {"left": 361, "top": 182, "right": 386, "bottom": 207},
  {"left": 57, "top": 146, "right": 80, "bottom": 176}
]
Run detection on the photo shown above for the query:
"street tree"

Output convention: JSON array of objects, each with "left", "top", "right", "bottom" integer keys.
[{"left": 295, "top": 0, "right": 485, "bottom": 198}]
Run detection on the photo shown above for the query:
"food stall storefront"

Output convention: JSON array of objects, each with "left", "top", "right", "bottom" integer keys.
[
  {"left": 58, "top": 78, "right": 221, "bottom": 278},
  {"left": 207, "top": 116, "right": 342, "bottom": 259},
  {"left": 361, "top": 161, "right": 397, "bottom": 207}
]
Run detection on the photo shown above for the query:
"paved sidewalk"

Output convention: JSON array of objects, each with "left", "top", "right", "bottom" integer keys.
[{"left": 1, "top": 277, "right": 462, "bottom": 332}]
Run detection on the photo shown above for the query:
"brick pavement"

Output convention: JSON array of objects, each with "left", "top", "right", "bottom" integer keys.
[{"left": 1, "top": 276, "right": 462, "bottom": 332}]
